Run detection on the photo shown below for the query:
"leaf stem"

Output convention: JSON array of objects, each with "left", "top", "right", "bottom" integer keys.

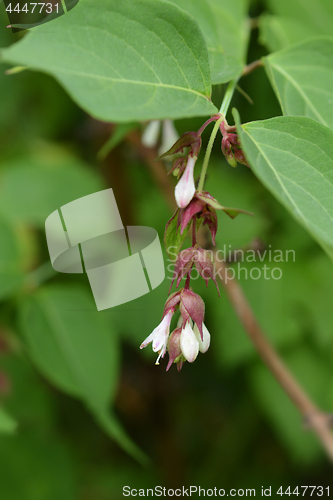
[
  {"left": 197, "top": 116, "right": 224, "bottom": 193},
  {"left": 219, "top": 79, "right": 238, "bottom": 116},
  {"left": 192, "top": 218, "right": 197, "bottom": 246},
  {"left": 242, "top": 59, "right": 263, "bottom": 77},
  {"left": 198, "top": 79, "right": 238, "bottom": 193}
]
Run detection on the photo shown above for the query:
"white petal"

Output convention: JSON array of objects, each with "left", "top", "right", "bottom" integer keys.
[
  {"left": 177, "top": 316, "right": 184, "bottom": 328},
  {"left": 178, "top": 316, "right": 193, "bottom": 329},
  {"left": 193, "top": 322, "right": 211, "bottom": 353},
  {"left": 158, "top": 119, "right": 179, "bottom": 156},
  {"left": 151, "top": 327, "right": 168, "bottom": 352},
  {"left": 140, "top": 311, "right": 172, "bottom": 350},
  {"left": 140, "top": 330, "right": 156, "bottom": 349},
  {"left": 174, "top": 156, "right": 196, "bottom": 208},
  {"left": 142, "top": 120, "right": 161, "bottom": 148},
  {"left": 180, "top": 321, "right": 199, "bottom": 363}
]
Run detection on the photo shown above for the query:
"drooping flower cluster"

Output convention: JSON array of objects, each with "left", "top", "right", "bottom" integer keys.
[
  {"left": 140, "top": 114, "right": 251, "bottom": 370},
  {"left": 220, "top": 121, "right": 248, "bottom": 168},
  {"left": 140, "top": 288, "right": 210, "bottom": 371}
]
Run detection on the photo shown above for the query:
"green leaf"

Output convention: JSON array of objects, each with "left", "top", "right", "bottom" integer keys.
[
  {"left": 0, "top": 218, "right": 26, "bottom": 300},
  {"left": 97, "top": 123, "right": 138, "bottom": 161},
  {"left": 97, "top": 411, "right": 149, "bottom": 466},
  {"left": 170, "top": 0, "right": 249, "bottom": 84},
  {"left": 19, "top": 285, "right": 118, "bottom": 411},
  {"left": 18, "top": 285, "right": 147, "bottom": 463},
  {"left": 0, "top": 9, "right": 23, "bottom": 130},
  {"left": 164, "top": 209, "right": 190, "bottom": 259},
  {"left": 258, "top": 14, "right": 318, "bottom": 53},
  {"left": 0, "top": 408, "right": 17, "bottom": 434},
  {"left": 196, "top": 192, "right": 253, "bottom": 217},
  {"left": 156, "top": 131, "right": 199, "bottom": 160},
  {"left": 234, "top": 111, "right": 333, "bottom": 261},
  {"left": 263, "top": 37, "right": 333, "bottom": 129},
  {"left": 0, "top": 151, "right": 104, "bottom": 227},
  {"left": 265, "top": 0, "right": 333, "bottom": 38},
  {"left": 1, "top": 0, "right": 217, "bottom": 121}
]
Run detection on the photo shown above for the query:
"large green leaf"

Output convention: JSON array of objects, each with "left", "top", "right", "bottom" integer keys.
[
  {"left": 259, "top": 0, "right": 333, "bottom": 53},
  {"left": 263, "top": 37, "right": 333, "bottom": 129},
  {"left": 234, "top": 111, "right": 333, "bottom": 261},
  {"left": 170, "top": 0, "right": 249, "bottom": 84},
  {"left": 19, "top": 286, "right": 117, "bottom": 410},
  {"left": 0, "top": 151, "right": 104, "bottom": 227},
  {"left": 258, "top": 14, "right": 318, "bottom": 53},
  {"left": 19, "top": 285, "right": 147, "bottom": 463},
  {"left": 1, "top": 0, "right": 217, "bottom": 121},
  {"left": 265, "top": 0, "right": 333, "bottom": 37}
]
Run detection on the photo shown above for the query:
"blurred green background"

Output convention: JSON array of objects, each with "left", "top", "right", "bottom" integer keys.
[{"left": 0, "top": 1, "right": 333, "bottom": 498}]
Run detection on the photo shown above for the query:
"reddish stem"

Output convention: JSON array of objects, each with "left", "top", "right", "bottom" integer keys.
[
  {"left": 184, "top": 266, "right": 192, "bottom": 290},
  {"left": 197, "top": 115, "right": 221, "bottom": 136},
  {"left": 191, "top": 219, "right": 197, "bottom": 246}
]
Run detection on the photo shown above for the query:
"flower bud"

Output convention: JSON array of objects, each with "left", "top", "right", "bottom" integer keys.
[
  {"left": 226, "top": 154, "right": 238, "bottom": 168},
  {"left": 163, "top": 290, "right": 182, "bottom": 317},
  {"left": 175, "top": 155, "right": 197, "bottom": 208},
  {"left": 193, "top": 322, "right": 211, "bottom": 352},
  {"left": 178, "top": 198, "right": 204, "bottom": 234},
  {"left": 142, "top": 120, "right": 161, "bottom": 148},
  {"left": 180, "top": 321, "right": 199, "bottom": 363},
  {"left": 202, "top": 209, "right": 218, "bottom": 246},
  {"left": 170, "top": 247, "right": 196, "bottom": 290},
  {"left": 166, "top": 328, "right": 182, "bottom": 371},
  {"left": 194, "top": 248, "right": 220, "bottom": 295},
  {"left": 159, "top": 120, "right": 179, "bottom": 157},
  {"left": 180, "top": 289, "right": 205, "bottom": 340},
  {"left": 168, "top": 156, "right": 186, "bottom": 178},
  {"left": 157, "top": 131, "right": 201, "bottom": 160}
]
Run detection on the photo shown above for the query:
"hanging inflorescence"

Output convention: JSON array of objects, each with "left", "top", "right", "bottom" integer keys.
[{"left": 140, "top": 114, "right": 249, "bottom": 371}]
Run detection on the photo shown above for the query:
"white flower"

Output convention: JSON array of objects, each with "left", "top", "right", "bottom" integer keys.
[
  {"left": 193, "top": 322, "right": 211, "bottom": 353},
  {"left": 158, "top": 119, "right": 179, "bottom": 157},
  {"left": 180, "top": 321, "right": 199, "bottom": 363},
  {"left": 141, "top": 120, "right": 179, "bottom": 155},
  {"left": 141, "top": 120, "right": 161, "bottom": 148},
  {"left": 174, "top": 155, "right": 197, "bottom": 208},
  {"left": 140, "top": 310, "right": 173, "bottom": 365}
]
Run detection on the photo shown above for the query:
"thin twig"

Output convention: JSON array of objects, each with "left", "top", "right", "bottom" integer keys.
[
  {"left": 214, "top": 259, "right": 333, "bottom": 462},
  {"left": 132, "top": 136, "right": 333, "bottom": 462},
  {"left": 242, "top": 59, "right": 263, "bottom": 77}
]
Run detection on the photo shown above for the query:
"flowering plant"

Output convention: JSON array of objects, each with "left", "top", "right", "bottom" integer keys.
[{"left": 140, "top": 114, "right": 251, "bottom": 370}]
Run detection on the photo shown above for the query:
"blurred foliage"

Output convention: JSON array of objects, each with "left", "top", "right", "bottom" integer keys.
[{"left": 0, "top": 0, "right": 333, "bottom": 498}]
